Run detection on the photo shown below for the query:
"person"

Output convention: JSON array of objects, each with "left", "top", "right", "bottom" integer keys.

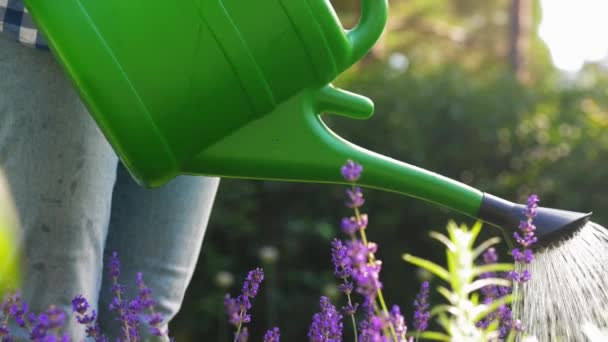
[{"left": 0, "top": 1, "right": 220, "bottom": 340}]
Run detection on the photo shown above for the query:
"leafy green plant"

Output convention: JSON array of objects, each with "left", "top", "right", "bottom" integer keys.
[{"left": 404, "top": 221, "right": 514, "bottom": 341}]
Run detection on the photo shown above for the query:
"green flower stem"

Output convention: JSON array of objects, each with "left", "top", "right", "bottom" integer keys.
[
  {"left": 233, "top": 312, "right": 244, "bottom": 342},
  {"left": 345, "top": 291, "right": 359, "bottom": 342},
  {"left": 354, "top": 204, "right": 398, "bottom": 342}
]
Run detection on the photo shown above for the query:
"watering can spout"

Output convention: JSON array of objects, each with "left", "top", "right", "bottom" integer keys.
[
  {"left": 185, "top": 85, "right": 484, "bottom": 218},
  {"left": 185, "top": 85, "right": 592, "bottom": 247},
  {"left": 478, "top": 193, "right": 592, "bottom": 248}
]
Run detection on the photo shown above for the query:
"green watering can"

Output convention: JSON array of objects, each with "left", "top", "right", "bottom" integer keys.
[{"left": 24, "top": 0, "right": 590, "bottom": 246}]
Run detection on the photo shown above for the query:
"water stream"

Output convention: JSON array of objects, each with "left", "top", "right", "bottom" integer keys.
[{"left": 513, "top": 222, "right": 608, "bottom": 341}]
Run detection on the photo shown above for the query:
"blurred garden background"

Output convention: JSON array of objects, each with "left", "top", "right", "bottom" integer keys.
[{"left": 171, "top": 0, "right": 608, "bottom": 340}]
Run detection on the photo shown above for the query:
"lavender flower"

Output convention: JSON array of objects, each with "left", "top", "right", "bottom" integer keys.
[
  {"left": 340, "top": 214, "right": 368, "bottom": 235},
  {"left": 511, "top": 248, "right": 533, "bottom": 264},
  {"left": 341, "top": 159, "right": 363, "bottom": 181},
  {"left": 390, "top": 305, "right": 408, "bottom": 341},
  {"left": 351, "top": 260, "right": 383, "bottom": 299},
  {"left": 44, "top": 306, "right": 66, "bottom": 330},
  {"left": 331, "top": 239, "right": 352, "bottom": 279},
  {"left": 359, "top": 316, "right": 387, "bottom": 342},
  {"left": 224, "top": 268, "right": 264, "bottom": 342},
  {"left": 342, "top": 302, "right": 359, "bottom": 316},
  {"left": 308, "top": 297, "right": 342, "bottom": 342},
  {"left": 236, "top": 327, "right": 249, "bottom": 342},
  {"left": 72, "top": 295, "right": 106, "bottom": 341},
  {"left": 413, "top": 281, "right": 430, "bottom": 331},
  {"left": 478, "top": 248, "right": 499, "bottom": 300},
  {"left": 510, "top": 194, "right": 539, "bottom": 284},
  {"left": 8, "top": 296, "right": 27, "bottom": 328},
  {"left": 497, "top": 304, "right": 513, "bottom": 339},
  {"left": 513, "top": 195, "right": 539, "bottom": 249},
  {"left": 224, "top": 295, "right": 251, "bottom": 326},
  {"left": 135, "top": 273, "right": 168, "bottom": 337},
  {"left": 241, "top": 268, "right": 264, "bottom": 298},
  {"left": 339, "top": 159, "right": 396, "bottom": 339},
  {"left": 348, "top": 238, "right": 383, "bottom": 299},
  {"left": 109, "top": 251, "right": 120, "bottom": 278},
  {"left": 0, "top": 325, "right": 9, "bottom": 338},
  {"left": 345, "top": 187, "right": 365, "bottom": 208},
  {"left": 263, "top": 327, "right": 280, "bottom": 342},
  {"left": 136, "top": 273, "right": 156, "bottom": 310},
  {"left": 338, "top": 281, "right": 354, "bottom": 296},
  {"left": 106, "top": 252, "right": 148, "bottom": 342},
  {"left": 71, "top": 296, "right": 89, "bottom": 316}
]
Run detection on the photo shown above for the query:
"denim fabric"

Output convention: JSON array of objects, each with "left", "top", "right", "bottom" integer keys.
[{"left": 0, "top": 33, "right": 219, "bottom": 340}]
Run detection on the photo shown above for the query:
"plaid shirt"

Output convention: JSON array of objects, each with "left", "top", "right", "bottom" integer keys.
[{"left": 0, "top": 0, "right": 48, "bottom": 49}]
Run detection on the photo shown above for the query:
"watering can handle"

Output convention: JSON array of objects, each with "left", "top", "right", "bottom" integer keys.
[{"left": 346, "top": 0, "right": 388, "bottom": 64}]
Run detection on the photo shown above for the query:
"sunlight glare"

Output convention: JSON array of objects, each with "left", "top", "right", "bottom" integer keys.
[{"left": 539, "top": 0, "right": 608, "bottom": 72}]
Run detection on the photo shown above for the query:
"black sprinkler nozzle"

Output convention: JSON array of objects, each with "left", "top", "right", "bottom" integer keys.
[{"left": 478, "top": 193, "right": 592, "bottom": 248}]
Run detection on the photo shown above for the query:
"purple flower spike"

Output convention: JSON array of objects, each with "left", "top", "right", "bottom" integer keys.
[
  {"left": 236, "top": 327, "right": 249, "bottom": 342},
  {"left": 72, "top": 294, "right": 106, "bottom": 341},
  {"left": 483, "top": 247, "right": 498, "bottom": 264},
  {"left": 390, "top": 305, "right": 408, "bottom": 340},
  {"left": 224, "top": 268, "right": 264, "bottom": 332},
  {"left": 331, "top": 239, "right": 352, "bottom": 279},
  {"left": 308, "top": 296, "right": 343, "bottom": 342},
  {"left": 242, "top": 268, "right": 264, "bottom": 298},
  {"left": 359, "top": 316, "right": 387, "bottom": 342},
  {"left": 72, "top": 295, "right": 89, "bottom": 315},
  {"left": 338, "top": 281, "right": 354, "bottom": 296},
  {"left": 341, "top": 160, "right": 363, "bottom": 182},
  {"left": 340, "top": 214, "right": 368, "bottom": 235},
  {"left": 9, "top": 300, "right": 28, "bottom": 328},
  {"left": 413, "top": 281, "right": 430, "bottom": 331},
  {"left": 352, "top": 261, "right": 383, "bottom": 299},
  {"left": 342, "top": 302, "right": 359, "bottom": 316},
  {"left": 136, "top": 273, "right": 156, "bottom": 309},
  {"left": 263, "top": 327, "right": 280, "bottom": 342},
  {"left": 511, "top": 194, "right": 540, "bottom": 284},
  {"left": 497, "top": 304, "right": 513, "bottom": 339},
  {"left": 512, "top": 248, "right": 534, "bottom": 264},
  {"left": 45, "top": 305, "right": 66, "bottom": 330},
  {"left": 109, "top": 251, "right": 120, "bottom": 278},
  {"left": 345, "top": 187, "right": 365, "bottom": 208},
  {"left": 224, "top": 295, "right": 248, "bottom": 326}
]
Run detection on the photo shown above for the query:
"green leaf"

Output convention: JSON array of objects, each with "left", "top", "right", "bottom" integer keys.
[
  {"left": 436, "top": 286, "right": 455, "bottom": 304},
  {"left": 472, "top": 263, "right": 514, "bottom": 276},
  {"left": 430, "top": 231, "right": 455, "bottom": 251},
  {"left": 436, "top": 313, "right": 451, "bottom": 332},
  {"left": 472, "top": 237, "right": 502, "bottom": 259},
  {"left": 470, "top": 221, "right": 483, "bottom": 242},
  {"left": 471, "top": 292, "right": 479, "bottom": 305},
  {"left": 429, "top": 304, "right": 455, "bottom": 317},
  {"left": 414, "top": 331, "right": 451, "bottom": 341},
  {"left": 403, "top": 254, "right": 449, "bottom": 281},
  {"left": 466, "top": 278, "right": 512, "bottom": 294}
]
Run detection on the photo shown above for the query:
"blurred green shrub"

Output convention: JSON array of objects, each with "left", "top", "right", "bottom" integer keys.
[{"left": 0, "top": 168, "right": 21, "bottom": 294}]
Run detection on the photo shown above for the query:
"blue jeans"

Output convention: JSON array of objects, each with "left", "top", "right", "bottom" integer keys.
[{"left": 0, "top": 34, "right": 219, "bottom": 340}]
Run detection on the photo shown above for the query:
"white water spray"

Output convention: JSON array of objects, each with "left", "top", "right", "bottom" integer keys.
[{"left": 513, "top": 222, "right": 608, "bottom": 341}]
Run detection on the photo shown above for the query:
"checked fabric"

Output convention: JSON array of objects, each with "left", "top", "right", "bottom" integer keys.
[{"left": 0, "top": 0, "right": 48, "bottom": 50}]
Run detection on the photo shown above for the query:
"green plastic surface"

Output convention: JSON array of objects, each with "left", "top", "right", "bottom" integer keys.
[{"left": 23, "top": 0, "right": 483, "bottom": 217}]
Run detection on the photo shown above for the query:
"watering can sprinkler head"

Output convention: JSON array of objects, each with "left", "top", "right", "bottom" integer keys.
[{"left": 478, "top": 193, "right": 592, "bottom": 249}]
